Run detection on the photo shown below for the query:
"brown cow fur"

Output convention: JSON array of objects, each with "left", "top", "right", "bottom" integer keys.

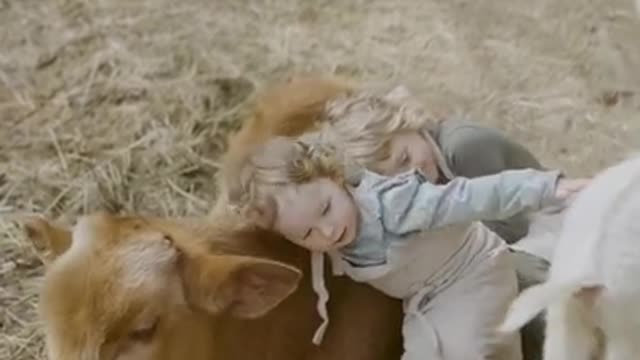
[{"left": 23, "top": 210, "right": 402, "bottom": 360}]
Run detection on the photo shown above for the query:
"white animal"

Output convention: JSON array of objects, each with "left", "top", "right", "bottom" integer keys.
[{"left": 499, "top": 154, "right": 640, "bottom": 360}]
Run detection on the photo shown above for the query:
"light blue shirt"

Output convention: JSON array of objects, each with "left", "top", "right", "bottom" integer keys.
[{"left": 339, "top": 168, "right": 562, "bottom": 269}]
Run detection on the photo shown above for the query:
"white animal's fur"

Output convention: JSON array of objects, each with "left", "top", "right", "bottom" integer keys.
[{"left": 500, "top": 153, "right": 640, "bottom": 360}]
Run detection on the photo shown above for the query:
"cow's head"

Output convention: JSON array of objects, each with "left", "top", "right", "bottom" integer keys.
[{"left": 22, "top": 211, "right": 302, "bottom": 360}]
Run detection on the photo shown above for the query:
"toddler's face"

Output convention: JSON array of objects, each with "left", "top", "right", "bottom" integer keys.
[
  {"left": 376, "top": 131, "right": 440, "bottom": 182},
  {"left": 271, "top": 178, "right": 358, "bottom": 252}
]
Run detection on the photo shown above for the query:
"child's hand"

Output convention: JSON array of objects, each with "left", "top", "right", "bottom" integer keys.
[{"left": 555, "top": 178, "right": 591, "bottom": 201}]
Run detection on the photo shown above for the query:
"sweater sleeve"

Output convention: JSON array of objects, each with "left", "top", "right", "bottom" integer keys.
[{"left": 372, "top": 169, "right": 562, "bottom": 236}]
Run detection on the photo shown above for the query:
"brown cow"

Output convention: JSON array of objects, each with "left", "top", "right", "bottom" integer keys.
[{"left": 23, "top": 210, "right": 403, "bottom": 360}]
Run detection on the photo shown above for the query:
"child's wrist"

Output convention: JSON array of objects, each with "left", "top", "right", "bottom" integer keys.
[{"left": 553, "top": 172, "right": 591, "bottom": 203}]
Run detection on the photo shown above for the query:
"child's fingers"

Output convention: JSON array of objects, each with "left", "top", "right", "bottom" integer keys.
[{"left": 555, "top": 178, "right": 591, "bottom": 200}]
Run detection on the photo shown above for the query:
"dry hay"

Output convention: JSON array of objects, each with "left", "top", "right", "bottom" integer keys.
[{"left": 1, "top": 0, "right": 640, "bottom": 358}]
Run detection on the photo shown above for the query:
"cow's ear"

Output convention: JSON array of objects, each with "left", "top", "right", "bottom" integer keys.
[
  {"left": 179, "top": 253, "right": 301, "bottom": 318},
  {"left": 19, "top": 216, "right": 72, "bottom": 265}
]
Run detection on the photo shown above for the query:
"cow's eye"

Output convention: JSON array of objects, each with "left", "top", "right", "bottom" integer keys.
[{"left": 129, "top": 318, "right": 159, "bottom": 343}]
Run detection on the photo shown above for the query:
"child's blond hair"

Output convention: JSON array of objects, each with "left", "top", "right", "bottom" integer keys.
[
  {"left": 319, "top": 85, "right": 441, "bottom": 173},
  {"left": 227, "top": 133, "right": 356, "bottom": 222}
]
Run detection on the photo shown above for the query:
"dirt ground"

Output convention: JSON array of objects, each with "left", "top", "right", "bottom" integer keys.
[{"left": 1, "top": 0, "right": 639, "bottom": 358}]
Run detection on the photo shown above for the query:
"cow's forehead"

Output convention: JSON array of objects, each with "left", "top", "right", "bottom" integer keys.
[
  {"left": 43, "top": 215, "right": 180, "bottom": 317},
  {"left": 70, "top": 214, "right": 176, "bottom": 266},
  {"left": 38, "top": 213, "right": 190, "bottom": 360},
  {"left": 114, "top": 235, "right": 178, "bottom": 290}
]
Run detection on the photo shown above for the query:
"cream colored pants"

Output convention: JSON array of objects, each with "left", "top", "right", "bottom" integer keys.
[{"left": 401, "top": 238, "right": 522, "bottom": 360}]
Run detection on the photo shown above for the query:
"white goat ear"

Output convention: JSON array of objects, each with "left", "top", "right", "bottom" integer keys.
[{"left": 384, "top": 85, "right": 412, "bottom": 103}]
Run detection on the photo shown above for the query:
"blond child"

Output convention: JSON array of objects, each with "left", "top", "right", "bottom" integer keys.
[{"left": 230, "top": 132, "right": 588, "bottom": 360}]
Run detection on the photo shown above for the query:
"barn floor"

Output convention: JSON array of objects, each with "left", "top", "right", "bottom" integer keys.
[{"left": 1, "top": 0, "right": 640, "bottom": 358}]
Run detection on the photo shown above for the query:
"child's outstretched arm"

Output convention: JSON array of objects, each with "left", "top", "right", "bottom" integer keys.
[{"left": 371, "top": 168, "right": 587, "bottom": 236}]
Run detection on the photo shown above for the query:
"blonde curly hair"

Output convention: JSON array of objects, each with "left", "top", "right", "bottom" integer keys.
[
  {"left": 318, "top": 85, "right": 441, "bottom": 173},
  {"left": 227, "top": 133, "right": 357, "bottom": 221},
  {"left": 224, "top": 84, "right": 441, "bottom": 225}
]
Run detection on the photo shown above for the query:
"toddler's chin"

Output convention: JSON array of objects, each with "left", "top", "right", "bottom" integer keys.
[{"left": 336, "top": 234, "right": 356, "bottom": 249}]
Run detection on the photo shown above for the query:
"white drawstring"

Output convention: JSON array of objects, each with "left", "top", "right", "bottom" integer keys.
[
  {"left": 310, "top": 250, "right": 345, "bottom": 345},
  {"left": 311, "top": 251, "right": 330, "bottom": 345}
]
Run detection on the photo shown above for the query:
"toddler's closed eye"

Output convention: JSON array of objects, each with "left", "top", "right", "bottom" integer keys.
[{"left": 322, "top": 200, "right": 331, "bottom": 216}]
